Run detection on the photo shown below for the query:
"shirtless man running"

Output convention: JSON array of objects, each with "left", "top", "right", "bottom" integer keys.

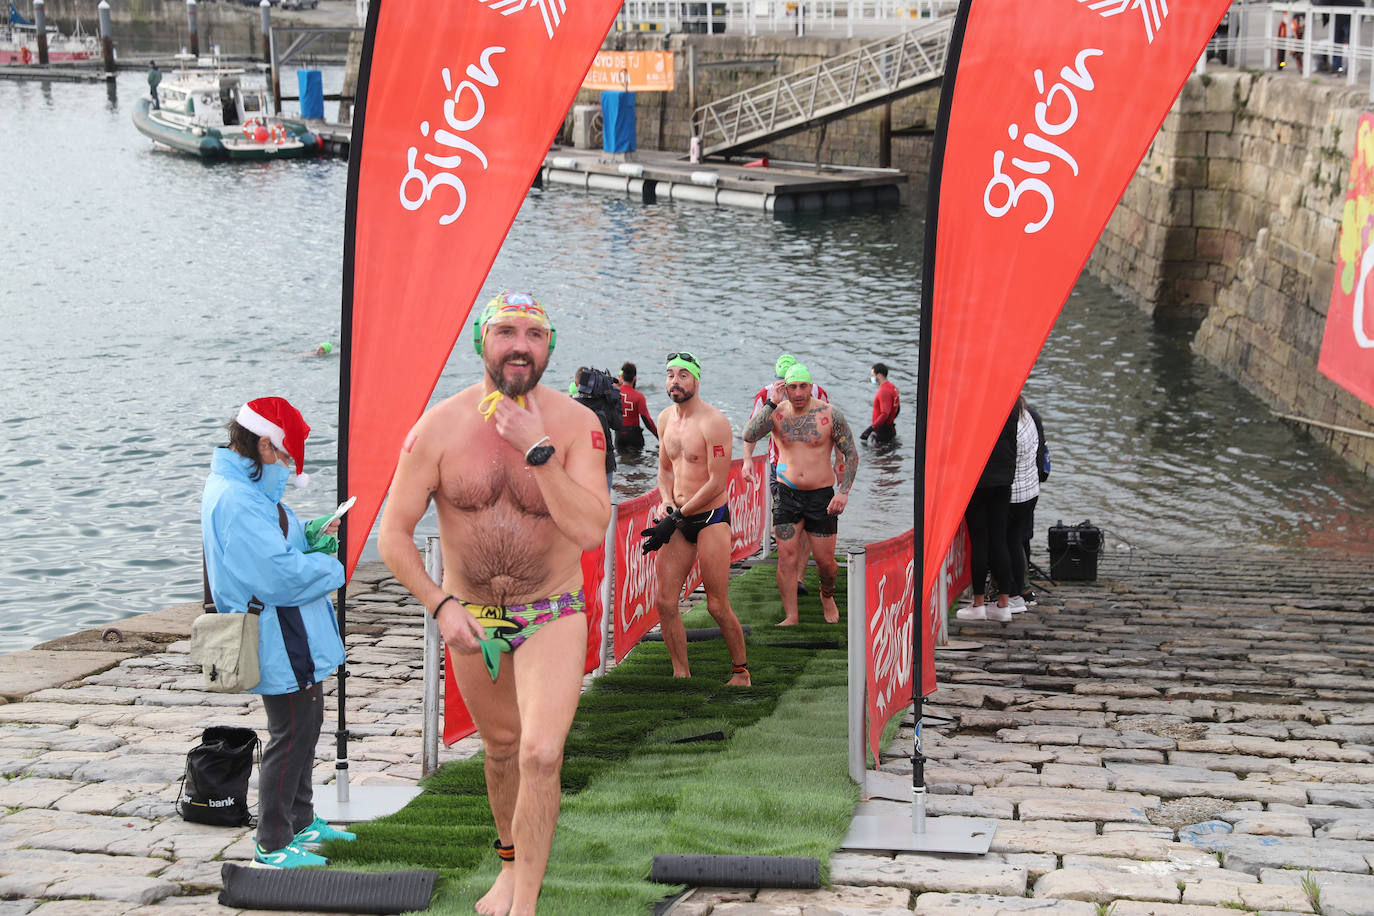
[
  {"left": 742, "top": 363, "right": 859, "bottom": 625},
  {"left": 378, "top": 292, "right": 610, "bottom": 916},
  {"left": 640, "top": 351, "right": 751, "bottom": 686}
]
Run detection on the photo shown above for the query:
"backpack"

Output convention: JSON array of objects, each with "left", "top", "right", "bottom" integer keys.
[{"left": 176, "top": 725, "right": 260, "bottom": 827}]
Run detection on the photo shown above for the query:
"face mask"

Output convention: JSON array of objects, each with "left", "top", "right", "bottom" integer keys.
[{"left": 870, "top": 377, "right": 878, "bottom": 386}]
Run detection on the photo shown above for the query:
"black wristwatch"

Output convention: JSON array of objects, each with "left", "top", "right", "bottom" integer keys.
[
  {"left": 526, "top": 437, "right": 556, "bottom": 466},
  {"left": 763, "top": 399, "right": 777, "bottom": 409}
]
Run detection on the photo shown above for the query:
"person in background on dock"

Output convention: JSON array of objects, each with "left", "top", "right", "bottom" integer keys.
[
  {"left": 615, "top": 361, "right": 657, "bottom": 450},
  {"left": 378, "top": 292, "right": 609, "bottom": 916},
  {"left": 147, "top": 61, "right": 161, "bottom": 109},
  {"left": 742, "top": 363, "right": 858, "bottom": 626},
  {"left": 641, "top": 351, "right": 751, "bottom": 685},
  {"left": 860, "top": 362, "right": 900, "bottom": 444},
  {"left": 956, "top": 404, "right": 1020, "bottom": 622},
  {"left": 201, "top": 396, "right": 356, "bottom": 869},
  {"left": 742, "top": 353, "right": 831, "bottom": 600},
  {"left": 1006, "top": 394, "right": 1049, "bottom": 613}
]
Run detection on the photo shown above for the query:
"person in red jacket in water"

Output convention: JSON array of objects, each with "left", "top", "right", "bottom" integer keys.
[
  {"left": 862, "top": 362, "right": 900, "bottom": 444},
  {"left": 615, "top": 362, "right": 658, "bottom": 450}
]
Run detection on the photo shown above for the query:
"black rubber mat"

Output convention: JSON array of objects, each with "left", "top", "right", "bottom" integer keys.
[
  {"left": 219, "top": 862, "right": 437, "bottom": 913},
  {"left": 640, "top": 625, "right": 751, "bottom": 643},
  {"left": 649, "top": 854, "right": 820, "bottom": 888}
]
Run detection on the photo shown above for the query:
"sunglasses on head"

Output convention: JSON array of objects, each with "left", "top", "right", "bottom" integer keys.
[{"left": 666, "top": 351, "right": 699, "bottom": 366}]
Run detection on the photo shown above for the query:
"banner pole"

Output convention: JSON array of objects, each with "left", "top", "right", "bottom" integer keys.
[
  {"left": 596, "top": 506, "right": 617, "bottom": 677},
  {"left": 422, "top": 537, "right": 443, "bottom": 776},
  {"left": 846, "top": 547, "right": 867, "bottom": 787}
]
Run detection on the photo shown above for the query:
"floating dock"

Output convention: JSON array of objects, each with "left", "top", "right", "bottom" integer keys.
[{"left": 540, "top": 148, "right": 904, "bottom": 214}]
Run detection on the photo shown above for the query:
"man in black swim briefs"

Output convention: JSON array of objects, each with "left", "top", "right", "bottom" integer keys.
[
  {"left": 640, "top": 351, "right": 751, "bottom": 686},
  {"left": 378, "top": 292, "right": 610, "bottom": 916},
  {"left": 742, "top": 362, "right": 859, "bottom": 626}
]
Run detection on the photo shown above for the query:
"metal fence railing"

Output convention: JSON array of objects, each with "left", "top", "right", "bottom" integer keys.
[
  {"left": 695, "top": 14, "right": 950, "bottom": 155},
  {"left": 616, "top": 0, "right": 958, "bottom": 37}
]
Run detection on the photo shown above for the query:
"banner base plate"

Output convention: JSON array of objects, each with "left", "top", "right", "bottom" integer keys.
[
  {"left": 313, "top": 784, "right": 422, "bottom": 824},
  {"left": 843, "top": 814, "right": 996, "bottom": 854}
]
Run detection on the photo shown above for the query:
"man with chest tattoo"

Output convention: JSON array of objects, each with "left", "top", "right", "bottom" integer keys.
[
  {"left": 641, "top": 352, "right": 751, "bottom": 686},
  {"left": 378, "top": 292, "right": 609, "bottom": 916},
  {"left": 742, "top": 363, "right": 859, "bottom": 625}
]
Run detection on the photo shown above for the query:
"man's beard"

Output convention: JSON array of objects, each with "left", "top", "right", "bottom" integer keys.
[
  {"left": 486, "top": 351, "right": 545, "bottom": 398},
  {"left": 668, "top": 385, "right": 695, "bottom": 404}
]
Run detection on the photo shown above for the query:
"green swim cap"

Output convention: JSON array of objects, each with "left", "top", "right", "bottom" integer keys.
[
  {"left": 666, "top": 355, "right": 701, "bottom": 380},
  {"left": 784, "top": 363, "right": 812, "bottom": 385},
  {"left": 319, "top": 341, "right": 333, "bottom": 354},
  {"left": 774, "top": 353, "right": 796, "bottom": 379},
  {"left": 569, "top": 379, "right": 578, "bottom": 396}
]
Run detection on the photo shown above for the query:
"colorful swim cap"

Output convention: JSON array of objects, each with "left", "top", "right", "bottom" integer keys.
[
  {"left": 774, "top": 354, "right": 796, "bottom": 379},
  {"left": 318, "top": 341, "right": 333, "bottom": 354},
  {"left": 784, "top": 363, "right": 812, "bottom": 385},
  {"left": 480, "top": 291, "right": 552, "bottom": 332}
]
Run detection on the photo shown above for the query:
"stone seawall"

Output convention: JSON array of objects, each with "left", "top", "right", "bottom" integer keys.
[{"left": 1088, "top": 70, "right": 1374, "bottom": 480}]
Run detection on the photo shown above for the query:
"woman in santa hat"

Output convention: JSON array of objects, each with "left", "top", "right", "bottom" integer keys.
[{"left": 201, "top": 396, "right": 356, "bottom": 869}]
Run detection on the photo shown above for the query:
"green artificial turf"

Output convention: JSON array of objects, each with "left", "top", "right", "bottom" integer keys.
[{"left": 324, "top": 561, "right": 860, "bottom": 914}]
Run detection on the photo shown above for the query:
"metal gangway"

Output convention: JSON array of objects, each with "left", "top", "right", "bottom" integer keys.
[{"left": 694, "top": 14, "right": 952, "bottom": 158}]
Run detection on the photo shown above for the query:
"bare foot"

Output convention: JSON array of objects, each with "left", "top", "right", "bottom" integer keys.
[
  {"left": 672, "top": 670, "right": 691, "bottom": 678},
  {"left": 776, "top": 617, "right": 799, "bottom": 627},
  {"left": 727, "top": 670, "right": 751, "bottom": 686},
  {"left": 475, "top": 866, "right": 515, "bottom": 916},
  {"left": 821, "top": 595, "right": 840, "bottom": 623}
]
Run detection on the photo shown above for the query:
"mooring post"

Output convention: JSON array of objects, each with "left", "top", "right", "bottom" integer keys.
[
  {"left": 98, "top": 0, "right": 114, "bottom": 77},
  {"left": 259, "top": 0, "right": 271, "bottom": 64},
  {"left": 34, "top": 0, "right": 48, "bottom": 66},
  {"left": 846, "top": 547, "right": 867, "bottom": 787},
  {"left": 186, "top": 0, "right": 199, "bottom": 59}
]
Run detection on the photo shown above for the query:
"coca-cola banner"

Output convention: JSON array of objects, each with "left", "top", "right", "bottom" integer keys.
[
  {"left": 864, "top": 521, "right": 970, "bottom": 761},
  {"left": 1320, "top": 111, "right": 1374, "bottom": 408},
  {"left": 443, "top": 546, "right": 607, "bottom": 745},
  {"left": 920, "top": 0, "right": 1232, "bottom": 636},
  {"left": 614, "top": 456, "right": 767, "bottom": 664}
]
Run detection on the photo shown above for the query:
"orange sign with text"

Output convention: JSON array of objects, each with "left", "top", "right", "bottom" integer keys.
[{"left": 582, "top": 50, "right": 675, "bottom": 92}]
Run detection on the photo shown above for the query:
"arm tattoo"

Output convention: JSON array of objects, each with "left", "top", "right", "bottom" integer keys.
[
  {"left": 830, "top": 408, "right": 859, "bottom": 494},
  {"left": 742, "top": 407, "right": 775, "bottom": 444}
]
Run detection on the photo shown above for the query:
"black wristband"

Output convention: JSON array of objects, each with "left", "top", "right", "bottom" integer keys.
[
  {"left": 431, "top": 595, "right": 457, "bottom": 620},
  {"left": 763, "top": 400, "right": 777, "bottom": 410}
]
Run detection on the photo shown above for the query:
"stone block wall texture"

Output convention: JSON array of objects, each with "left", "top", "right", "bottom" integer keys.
[
  {"left": 571, "top": 32, "right": 940, "bottom": 186},
  {"left": 1087, "top": 70, "right": 1373, "bottom": 479}
]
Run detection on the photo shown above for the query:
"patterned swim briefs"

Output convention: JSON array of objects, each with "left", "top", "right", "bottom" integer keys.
[{"left": 455, "top": 590, "right": 586, "bottom": 652}]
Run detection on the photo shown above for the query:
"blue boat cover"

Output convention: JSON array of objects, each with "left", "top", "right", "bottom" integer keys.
[{"left": 297, "top": 69, "right": 324, "bottom": 120}]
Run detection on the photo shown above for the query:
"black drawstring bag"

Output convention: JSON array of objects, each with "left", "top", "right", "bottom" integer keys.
[{"left": 177, "top": 725, "right": 260, "bottom": 827}]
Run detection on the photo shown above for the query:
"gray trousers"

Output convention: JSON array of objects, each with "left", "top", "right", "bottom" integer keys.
[{"left": 256, "top": 684, "right": 323, "bottom": 851}]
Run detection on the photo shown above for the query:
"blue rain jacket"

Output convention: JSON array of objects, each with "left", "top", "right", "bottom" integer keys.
[{"left": 201, "top": 448, "right": 346, "bottom": 695}]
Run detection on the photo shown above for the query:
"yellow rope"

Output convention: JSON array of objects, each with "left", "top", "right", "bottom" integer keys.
[{"left": 478, "top": 390, "right": 525, "bottom": 421}]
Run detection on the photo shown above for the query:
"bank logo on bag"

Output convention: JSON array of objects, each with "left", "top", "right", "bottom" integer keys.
[{"left": 177, "top": 726, "right": 259, "bottom": 828}]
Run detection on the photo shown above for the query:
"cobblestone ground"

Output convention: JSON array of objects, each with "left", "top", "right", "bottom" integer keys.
[{"left": 2, "top": 552, "right": 1373, "bottom": 914}]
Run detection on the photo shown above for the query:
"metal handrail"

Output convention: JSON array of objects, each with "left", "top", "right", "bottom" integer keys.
[{"left": 694, "top": 15, "right": 951, "bottom": 156}]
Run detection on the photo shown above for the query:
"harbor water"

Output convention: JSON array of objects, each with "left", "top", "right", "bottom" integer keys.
[{"left": 1, "top": 72, "right": 1371, "bottom": 654}]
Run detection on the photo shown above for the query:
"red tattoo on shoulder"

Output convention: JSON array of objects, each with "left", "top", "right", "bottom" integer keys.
[
  {"left": 821, "top": 415, "right": 830, "bottom": 426},
  {"left": 713, "top": 444, "right": 726, "bottom": 457},
  {"left": 591, "top": 430, "right": 605, "bottom": 450}
]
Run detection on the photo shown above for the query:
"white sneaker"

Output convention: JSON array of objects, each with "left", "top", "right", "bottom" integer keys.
[
  {"left": 1007, "top": 596, "right": 1027, "bottom": 614},
  {"left": 985, "top": 604, "right": 1013, "bottom": 622},
  {"left": 955, "top": 604, "right": 987, "bottom": 620}
]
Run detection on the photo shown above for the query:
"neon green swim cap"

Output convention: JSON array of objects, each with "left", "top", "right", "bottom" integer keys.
[
  {"left": 569, "top": 379, "right": 578, "bottom": 396},
  {"left": 319, "top": 341, "right": 333, "bottom": 354},
  {"left": 666, "top": 354, "right": 701, "bottom": 380},
  {"left": 774, "top": 353, "right": 796, "bottom": 379},
  {"left": 784, "top": 363, "right": 812, "bottom": 385}
]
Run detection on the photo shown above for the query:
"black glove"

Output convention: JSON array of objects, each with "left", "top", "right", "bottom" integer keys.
[
  {"left": 640, "top": 511, "right": 682, "bottom": 554},
  {"left": 860, "top": 426, "right": 874, "bottom": 441}
]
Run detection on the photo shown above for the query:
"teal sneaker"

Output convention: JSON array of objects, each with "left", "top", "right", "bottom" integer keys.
[
  {"left": 251, "top": 842, "right": 328, "bottom": 869},
  {"left": 293, "top": 814, "right": 357, "bottom": 850}
]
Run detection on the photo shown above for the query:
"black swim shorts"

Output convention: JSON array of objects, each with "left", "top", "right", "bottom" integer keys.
[
  {"left": 679, "top": 504, "right": 730, "bottom": 544},
  {"left": 773, "top": 485, "right": 838, "bottom": 537}
]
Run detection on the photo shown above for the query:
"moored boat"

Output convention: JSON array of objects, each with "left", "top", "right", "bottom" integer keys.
[
  {"left": 0, "top": 2, "right": 98, "bottom": 64},
  {"left": 132, "top": 58, "right": 321, "bottom": 161}
]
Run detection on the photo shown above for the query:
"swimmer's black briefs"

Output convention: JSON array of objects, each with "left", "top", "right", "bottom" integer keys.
[
  {"left": 679, "top": 504, "right": 730, "bottom": 544},
  {"left": 773, "top": 485, "right": 838, "bottom": 536}
]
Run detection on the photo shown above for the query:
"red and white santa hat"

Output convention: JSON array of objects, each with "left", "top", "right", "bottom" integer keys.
[{"left": 237, "top": 396, "right": 311, "bottom": 488}]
